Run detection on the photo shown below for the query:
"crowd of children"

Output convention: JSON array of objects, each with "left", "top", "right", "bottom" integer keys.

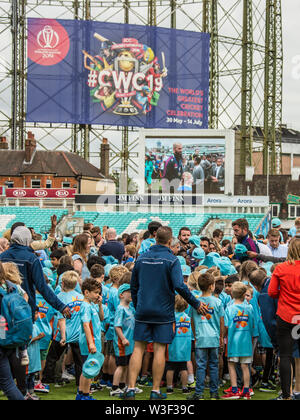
[{"left": 0, "top": 217, "right": 300, "bottom": 401}]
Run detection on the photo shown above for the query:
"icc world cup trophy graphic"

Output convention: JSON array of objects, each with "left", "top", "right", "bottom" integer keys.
[{"left": 83, "top": 33, "right": 168, "bottom": 117}]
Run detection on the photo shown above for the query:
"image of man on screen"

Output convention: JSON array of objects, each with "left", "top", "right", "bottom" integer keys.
[
  {"left": 161, "top": 143, "right": 183, "bottom": 193},
  {"left": 208, "top": 157, "right": 225, "bottom": 193}
]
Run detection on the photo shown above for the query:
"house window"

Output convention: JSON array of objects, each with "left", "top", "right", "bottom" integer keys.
[
  {"left": 271, "top": 204, "right": 280, "bottom": 218},
  {"left": 289, "top": 205, "right": 300, "bottom": 219},
  {"left": 46, "top": 180, "right": 52, "bottom": 189},
  {"left": 31, "top": 179, "right": 41, "bottom": 188},
  {"left": 62, "top": 182, "right": 70, "bottom": 188}
]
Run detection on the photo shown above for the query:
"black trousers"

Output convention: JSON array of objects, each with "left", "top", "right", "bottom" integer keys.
[
  {"left": 277, "top": 316, "right": 300, "bottom": 399},
  {"left": 42, "top": 341, "right": 82, "bottom": 386}
]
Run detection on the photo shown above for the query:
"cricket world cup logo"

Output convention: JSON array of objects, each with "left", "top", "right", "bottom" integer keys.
[
  {"left": 83, "top": 33, "right": 168, "bottom": 117},
  {"left": 28, "top": 19, "right": 70, "bottom": 66},
  {"left": 37, "top": 26, "right": 59, "bottom": 49}
]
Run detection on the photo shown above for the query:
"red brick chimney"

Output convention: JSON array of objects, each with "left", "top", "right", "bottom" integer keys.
[
  {"left": 25, "top": 132, "right": 37, "bottom": 163},
  {"left": 0, "top": 137, "right": 8, "bottom": 150}
]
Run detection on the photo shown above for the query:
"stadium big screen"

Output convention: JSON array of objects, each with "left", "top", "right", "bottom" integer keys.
[{"left": 139, "top": 129, "right": 235, "bottom": 196}]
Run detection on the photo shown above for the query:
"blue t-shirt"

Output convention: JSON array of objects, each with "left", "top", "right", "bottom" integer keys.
[
  {"left": 102, "top": 284, "right": 110, "bottom": 307},
  {"left": 191, "top": 295, "right": 224, "bottom": 349},
  {"left": 72, "top": 254, "right": 90, "bottom": 281},
  {"left": 54, "top": 290, "right": 84, "bottom": 343},
  {"left": 168, "top": 311, "right": 192, "bottom": 362},
  {"left": 28, "top": 324, "right": 42, "bottom": 375},
  {"left": 101, "top": 305, "right": 110, "bottom": 334},
  {"left": 35, "top": 294, "right": 56, "bottom": 350},
  {"left": 106, "top": 286, "right": 120, "bottom": 341},
  {"left": 219, "top": 291, "right": 232, "bottom": 310},
  {"left": 225, "top": 301, "right": 255, "bottom": 358},
  {"left": 113, "top": 304, "right": 135, "bottom": 357},
  {"left": 79, "top": 301, "right": 102, "bottom": 356},
  {"left": 139, "top": 238, "right": 156, "bottom": 254}
]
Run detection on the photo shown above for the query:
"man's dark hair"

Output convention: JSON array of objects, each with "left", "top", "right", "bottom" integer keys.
[
  {"left": 11, "top": 222, "right": 26, "bottom": 236},
  {"left": 57, "top": 263, "right": 75, "bottom": 278},
  {"left": 82, "top": 277, "right": 102, "bottom": 295},
  {"left": 200, "top": 236, "right": 210, "bottom": 244},
  {"left": 194, "top": 156, "right": 201, "bottom": 165},
  {"left": 232, "top": 218, "right": 249, "bottom": 231},
  {"left": 148, "top": 221, "right": 162, "bottom": 236},
  {"left": 156, "top": 226, "right": 173, "bottom": 245},
  {"left": 178, "top": 227, "right": 191, "bottom": 236},
  {"left": 50, "top": 249, "right": 66, "bottom": 260},
  {"left": 87, "top": 255, "right": 106, "bottom": 271}
]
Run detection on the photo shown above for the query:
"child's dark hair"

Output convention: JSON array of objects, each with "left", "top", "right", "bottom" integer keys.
[
  {"left": 90, "top": 264, "right": 105, "bottom": 279},
  {"left": 198, "top": 272, "right": 215, "bottom": 292},
  {"left": 225, "top": 274, "right": 239, "bottom": 284},
  {"left": 214, "top": 276, "right": 225, "bottom": 295},
  {"left": 87, "top": 255, "right": 106, "bottom": 271},
  {"left": 119, "top": 271, "right": 132, "bottom": 287},
  {"left": 57, "top": 263, "right": 75, "bottom": 278},
  {"left": 50, "top": 249, "right": 66, "bottom": 260},
  {"left": 81, "top": 277, "right": 102, "bottom": 295}
]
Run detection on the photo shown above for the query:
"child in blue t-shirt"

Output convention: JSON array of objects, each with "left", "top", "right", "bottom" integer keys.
[
  {"left": 104, "top": 265, "right": 128, "bottom": 388},
  {"left": 166, "top": 295, "right": 192, "bottom": 395},
  {"left": 27, "top": 308, "right": 46, "bottom": 399},
  {"left": 52, "top": 271, "right": 84, "bottom": 386},
  {"left": 222, "top": 282, "right": 256, "bottom": 400},
  {"left": 77, "top": 278, "right": 103, "bottom": 401},
  {"left": 188, "top": 273, "right": 225, "bottom": 400},
  {"left": 111, "top": 284, "right": 135, "bottom": 396},
  {"left": 35, "top": 291, "right": 56, "bottom": 385}
]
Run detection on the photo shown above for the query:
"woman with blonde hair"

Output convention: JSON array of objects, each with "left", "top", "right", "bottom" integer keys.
[
  {"left": 269, "top": 237, "right": 300, "bottom": 400},
  {"left": 71, "top": 234, "right": 92, "bottom": 280}
]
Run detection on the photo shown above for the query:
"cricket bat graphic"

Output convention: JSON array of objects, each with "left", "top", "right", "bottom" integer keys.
[{"left": 94, "top": 33, "right": 116, "bottom": 45}]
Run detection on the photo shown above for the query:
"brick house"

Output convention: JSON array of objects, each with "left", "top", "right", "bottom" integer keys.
[{"left": 0, "top": 132, "right": 114, "bottom": 196}]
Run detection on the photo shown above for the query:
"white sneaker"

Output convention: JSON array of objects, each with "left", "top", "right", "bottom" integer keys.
[
  {"left": 110, "top": 388, "right": 123, "bottom": 397},
  {"left": 134, "top": 387, "right": 143, "bottom": 394},
  {"left": 62, "top": 370, "right": 75, "bottom": 381}
]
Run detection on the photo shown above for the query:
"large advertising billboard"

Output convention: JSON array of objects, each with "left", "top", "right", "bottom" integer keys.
[{"left": 26, "top": 18, "right": 210, "bottom": 129}]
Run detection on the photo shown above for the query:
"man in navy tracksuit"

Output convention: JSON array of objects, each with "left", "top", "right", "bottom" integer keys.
[{"left": 123, "top": 226, "right": 207, "bottom": 400}]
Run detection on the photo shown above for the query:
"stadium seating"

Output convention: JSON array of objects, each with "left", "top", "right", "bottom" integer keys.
[
  {"left": 0, "top": 207, "right": 266, "bottom": 238},
  {"left": 0, "top": 207, "right": 68, "bottom": 236},
  {"left": 73, "top": 211, "right": 265, "bottom": 237}
]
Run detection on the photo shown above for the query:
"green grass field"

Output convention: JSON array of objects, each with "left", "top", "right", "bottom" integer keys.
[{"left": 0, "top": 381, "right": 279, "bottom": 401}]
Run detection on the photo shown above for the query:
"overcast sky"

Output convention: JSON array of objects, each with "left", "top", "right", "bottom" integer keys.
[{"left": 282, "top": 0, "right": 300, "bottom": 130}]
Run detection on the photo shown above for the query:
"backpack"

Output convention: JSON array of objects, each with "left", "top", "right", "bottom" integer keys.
[{"left": 0, "top": 280, "right": 33, "bottom": 349}]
